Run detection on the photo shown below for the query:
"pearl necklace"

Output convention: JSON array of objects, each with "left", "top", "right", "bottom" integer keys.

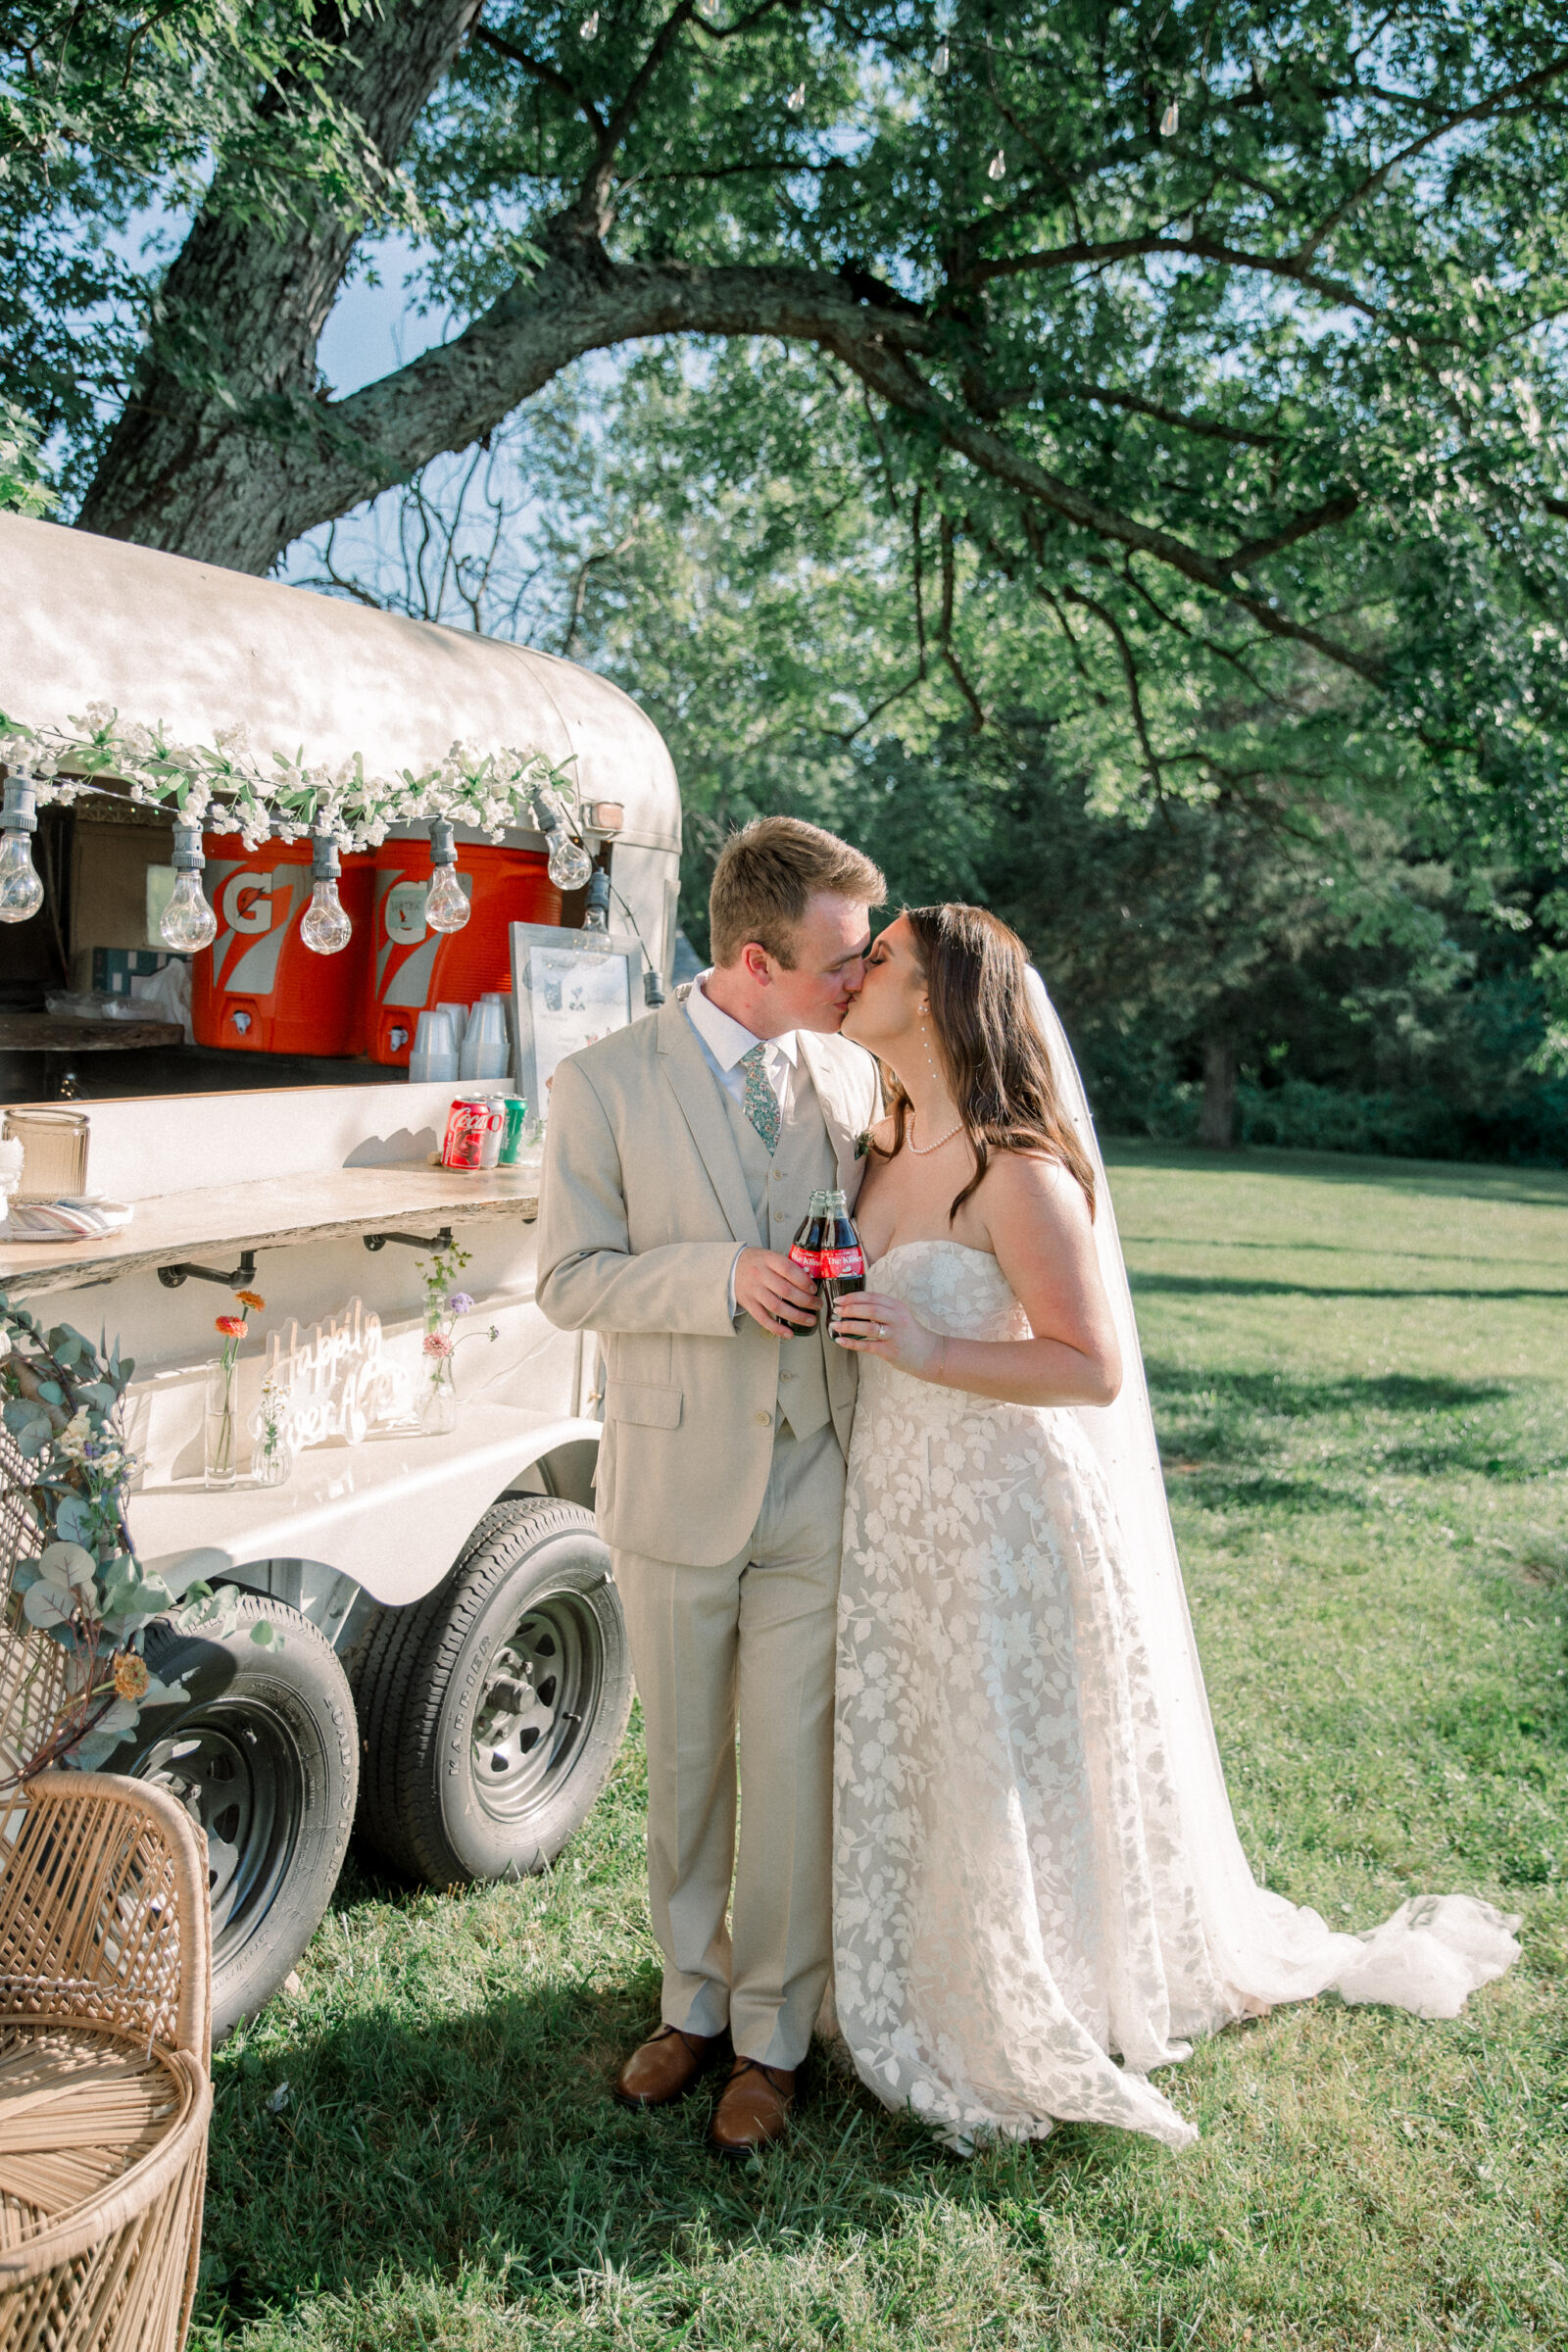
[{"left": 906, "top": 1112, "right": 964, "bottom": 1156}]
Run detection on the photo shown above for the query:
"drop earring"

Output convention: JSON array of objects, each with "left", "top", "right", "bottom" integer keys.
[{"left": 919, "top": 1006, "right": 940, "bottom": 1081}]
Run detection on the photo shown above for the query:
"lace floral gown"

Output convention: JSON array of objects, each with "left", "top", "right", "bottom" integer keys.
[{"left": 834, "top": 1239, "right": 1219, "bottom": 2149}]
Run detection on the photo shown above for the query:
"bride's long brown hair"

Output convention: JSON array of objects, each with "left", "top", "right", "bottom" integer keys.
[{"left": 878, "top": 904, "right": 1097, "bottom": 1222}]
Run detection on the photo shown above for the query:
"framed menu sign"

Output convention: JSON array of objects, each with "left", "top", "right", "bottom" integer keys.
[{"left": 509, "top": 922, "right": 643, "bottom": 1117}]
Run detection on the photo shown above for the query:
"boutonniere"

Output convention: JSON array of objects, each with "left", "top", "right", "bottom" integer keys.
[{"left": 854, "top": 1130, "right": 872, "bottom": 1160}]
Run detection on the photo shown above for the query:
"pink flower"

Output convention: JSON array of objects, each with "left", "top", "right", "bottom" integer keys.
[
  {"left": 422, "top": 1332, "right": 454, "bottom": 1358},
  {"left": 215, "top": 1315, "right": 246, "bottom": 1339}
]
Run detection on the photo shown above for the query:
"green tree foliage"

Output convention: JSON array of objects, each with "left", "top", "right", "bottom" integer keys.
[
  {"left": 0, "top": 1, "right": 400, "bottom": 497},
  {"left": 302, "top": 340, "right": 1568, "bottom": 1158},
  {"left": 6, "top": 2, "right": 1567, "bottom": 1143}
]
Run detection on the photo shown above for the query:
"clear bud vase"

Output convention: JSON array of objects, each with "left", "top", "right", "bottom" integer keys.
[
  {"left": 420, "top": 1354, "right": 457, "bottom": 1435},
  {"left": 205, "top": 1357, "right": 240, "bottom": 1488},
  {"left": 254, "top": 1427, "right": 294, "bottom": 1488}
]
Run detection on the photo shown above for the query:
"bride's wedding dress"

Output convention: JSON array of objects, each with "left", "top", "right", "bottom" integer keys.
[{"left": 831, "top": 987, "right": 1520, "bottom": 2150}]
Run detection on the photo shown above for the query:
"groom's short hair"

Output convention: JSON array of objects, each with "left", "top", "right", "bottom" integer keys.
[{"left": 710, "top": 816, "right": 885, "bottom": 968}]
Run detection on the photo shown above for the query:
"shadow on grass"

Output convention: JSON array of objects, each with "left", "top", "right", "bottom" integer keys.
[
  {"left": 1148, "top": 1365, "right": 1515, "bottom": 1419},
  {"left": 1131, "top": 1271, "right": 1568, "bottom": 1304},
  {"left": 198, "top": 1982, "right": 1133, "bottom": 2334},
  {"left": 1102, "top": 1137, "right": 1568, "bottom": 1210},
  {"left": 1145, "top": 1365, "right": 1557, "bottom": 1506}
]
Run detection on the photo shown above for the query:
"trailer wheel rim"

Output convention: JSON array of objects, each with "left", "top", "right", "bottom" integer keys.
[
  {"left": 135, "top": 1701, "right": 304, "bottom": 1963},
  {"left": 469, "top": 1588, "right": 600, "bottom": 1824}
]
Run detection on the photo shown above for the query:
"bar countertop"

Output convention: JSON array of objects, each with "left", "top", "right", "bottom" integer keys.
[{"left": 0, "top": 1158, "right": 543, "bottom": 1298}]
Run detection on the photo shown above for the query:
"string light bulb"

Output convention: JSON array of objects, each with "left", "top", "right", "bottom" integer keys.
[
  {"left": 787, "top": 81, "right": 806, "bottom": 112},
  {"left": 578, "top": 8, "right": 599, "bottom": 36},
  {"left": 987, "top": 147, "right": 1005, "bottom": 180},
  {"left": 161, "top": 820, "right": 218, "bottom": 951},
  {"left": 300, "top": 829, "right": 354, "bottom": 955},
  {"left": 0, "top": 773, "right": 44, "bottom": 925},
  {"left": 932, "top": 35, "right": 950, "bottom": 74},
  {"left": 535, "top": 790, "right": 595, "bottom": 893},
  {"left": 1160, "top": 100, "right": 1179, "bottom": 135},
  {"left": 424, "top": 819, "right": 471, "bottom": 934}
]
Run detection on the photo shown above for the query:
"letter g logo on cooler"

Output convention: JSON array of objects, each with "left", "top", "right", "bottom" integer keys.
[{"left": 220, "top": 870, "right": 282, "bottom": 935}]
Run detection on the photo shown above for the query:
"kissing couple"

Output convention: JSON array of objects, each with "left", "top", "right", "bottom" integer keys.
[{"left": 536, "top": 816, "right": 1518, "bottom": 2159}]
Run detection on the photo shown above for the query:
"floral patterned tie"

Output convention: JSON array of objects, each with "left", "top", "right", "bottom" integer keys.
[{"left": 740, "top": 1041, "right": 780, "bottom": 1155}]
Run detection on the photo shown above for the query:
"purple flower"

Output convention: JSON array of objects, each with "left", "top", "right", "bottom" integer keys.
[{"left": 446, "top": 1292, "right": 474, "bottom": 1317}]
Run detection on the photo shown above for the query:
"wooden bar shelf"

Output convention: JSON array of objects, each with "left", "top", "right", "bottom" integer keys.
[{"left": 0, "top": 1160, "right": 542, "bottom": 1298}]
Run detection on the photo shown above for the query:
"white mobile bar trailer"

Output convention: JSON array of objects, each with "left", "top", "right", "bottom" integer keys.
[{"left": 0, "top": 514, "right": 681, "bottom": 2035}]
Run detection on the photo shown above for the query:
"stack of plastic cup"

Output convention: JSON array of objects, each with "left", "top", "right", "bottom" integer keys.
[
  {"left": 460, "top": 998, "right": 511, "bottom": 1080},
  {"left": 437, "top": 1002, "right": 468, "bottom": 1058},
  {"left": 409, "top": 1007, "right": 460, "bottom": 1082}
]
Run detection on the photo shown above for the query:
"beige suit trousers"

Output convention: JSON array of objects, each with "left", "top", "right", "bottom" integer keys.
[{"left": 612, "top": 1419, "right": 844, "bottom": 2072}]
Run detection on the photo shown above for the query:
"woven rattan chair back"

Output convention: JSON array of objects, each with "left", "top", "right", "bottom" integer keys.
[
  {"left": 0, "top": 1424, "right": 67, "bottom": 1788},
  {"left": 0, "top": 1774, "right": 213, "bottom": 2352}
]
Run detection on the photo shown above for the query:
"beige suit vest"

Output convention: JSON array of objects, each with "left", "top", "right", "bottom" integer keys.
[{"left": 715, "top": 1063, "right": 838, "bottom": 1442}]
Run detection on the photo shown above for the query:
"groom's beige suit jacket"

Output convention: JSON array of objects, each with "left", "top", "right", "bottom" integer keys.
[{"left": 535, "top": 995, "right": 881, "bottom": 1566}]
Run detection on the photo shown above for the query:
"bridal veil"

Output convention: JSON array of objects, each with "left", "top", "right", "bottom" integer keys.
[{"left": 1021, "top": 967, "right": 1521, "bottom": 2030}]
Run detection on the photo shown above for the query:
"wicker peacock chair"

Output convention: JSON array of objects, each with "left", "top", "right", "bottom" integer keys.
[{"left": 0, "top": 1771, "right": 212, "bottom": 2352}]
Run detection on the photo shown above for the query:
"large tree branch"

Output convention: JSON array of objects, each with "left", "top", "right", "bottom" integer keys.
[
  {"left": 82, "top": 216, "right": 1385, "bottom": 690},
  {"left": 966, "top": 233, "right": 1378, "bottom": 318},
  {"left": 843, "top": 343, "right": 1385, "bottom": 681},
  {"left": 472, "top": 23, "right": 605, "bottom": 135},
  {"left": 1063, "top": 382, "right": 1282, "bottom": 449},
  {"left": 1291, "top": 50, "right": 1568, "bottom": 266},
  {"left": 1229, "top": 491, "right": 1360, "bottom": 570}
]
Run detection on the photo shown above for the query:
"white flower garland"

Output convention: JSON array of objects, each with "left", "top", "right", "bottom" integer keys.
[{"left": 0, "top": 704, "right": 581, "bottom": 852}]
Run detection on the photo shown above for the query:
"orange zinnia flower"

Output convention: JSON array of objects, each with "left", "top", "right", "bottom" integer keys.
[
  {"left": 216, "top": 1314, "right": 246, "bottom": 1338},
  {"left": 234, "top": 1291, "right": 266, "bottom": 1312}
]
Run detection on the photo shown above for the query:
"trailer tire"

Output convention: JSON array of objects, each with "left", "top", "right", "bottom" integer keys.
[
  {"left": 353, "top": 1497, "right": 631, "bottom": 1886},
  {"left": 109, "top": 1595, "right": 358, "bottom": 2041}
]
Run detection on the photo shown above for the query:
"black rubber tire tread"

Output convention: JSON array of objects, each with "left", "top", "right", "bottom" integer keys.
[
  {"left": 352, "top": 1496, "right": 631, "bottom": 1889},
  {"left": 351, "top": 1569, "right": 458, "bottom": 1873},
  {"left": 122, "top": 1595, "right": 358, "bottom": 2040}
]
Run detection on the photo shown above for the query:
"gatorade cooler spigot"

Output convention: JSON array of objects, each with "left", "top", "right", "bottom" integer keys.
[{"left": 191, "top": 831, "right": 375, "bottom": 1056}]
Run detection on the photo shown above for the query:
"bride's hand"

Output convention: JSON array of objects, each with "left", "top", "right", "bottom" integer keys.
[{"left": 831, "top": 1291, "right": 945, "bottom": 1379}]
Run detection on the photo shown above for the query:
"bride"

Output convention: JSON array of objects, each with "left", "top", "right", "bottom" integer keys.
[{"left": 830, "top": 903, "right": 1519, "bottom": 2149}]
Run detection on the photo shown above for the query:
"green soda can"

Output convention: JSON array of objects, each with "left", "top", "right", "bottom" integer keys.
[{"left": 499, "top": 1095, "right": 528, "bottom": 1165}]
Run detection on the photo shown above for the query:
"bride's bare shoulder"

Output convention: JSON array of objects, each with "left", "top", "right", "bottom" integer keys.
[{"left": 973, "top": 1144, "right": 1092, "bottom": 1236}]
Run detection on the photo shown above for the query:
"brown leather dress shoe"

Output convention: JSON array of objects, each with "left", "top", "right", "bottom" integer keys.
[
  {"left": 614, "top": 2024, "right": 723, "bottom": 2109},
  {"left": 708, "top": 2056, "right": 796, "bottom": 2156}
]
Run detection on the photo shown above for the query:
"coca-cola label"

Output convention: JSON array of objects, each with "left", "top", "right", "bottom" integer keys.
[
  {"left": 821, "top": 1247, "right": 865, "bottom": 1278},
  {"left": 789, "top": 1244, "right": 824, "bottom": 1275}
]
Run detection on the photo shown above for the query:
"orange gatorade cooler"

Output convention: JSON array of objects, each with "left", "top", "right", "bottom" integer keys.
[
  {"left": 191, "top": 833, "right": 375, "bottom": 1056},
  {"left": 365, "top": 838, "right": 562, "bottom": 1064}
]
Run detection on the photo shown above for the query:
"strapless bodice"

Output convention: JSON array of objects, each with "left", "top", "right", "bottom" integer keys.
[{"left": 866, "top": 1239, "right": 1029, "bottom": 1346}]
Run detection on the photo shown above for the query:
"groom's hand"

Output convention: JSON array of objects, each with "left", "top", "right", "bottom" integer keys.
[{"left": 734, "top": 1248, "right": 820, "bottom": 1338}]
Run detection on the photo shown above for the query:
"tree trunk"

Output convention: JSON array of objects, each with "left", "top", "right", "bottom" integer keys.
[
  {"left": 74, "top": 0, "right": 484, "bottom": 572},
  {"left": 1197, "top": 1037, "right": 1238, "bottom": 1150}
]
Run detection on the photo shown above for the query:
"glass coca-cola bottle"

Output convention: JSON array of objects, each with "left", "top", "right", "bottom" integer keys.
[
  {"left": 788, "top": 1189, "right": 831, "bottom": 1285},
  {"left": 818, "top": 1186, "right": 866, "bottom": 1342}
]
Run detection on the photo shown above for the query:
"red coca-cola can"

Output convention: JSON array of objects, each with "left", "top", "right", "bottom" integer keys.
[{"left": 442, "top": 1096, "right": 501, "bottom": 1170}]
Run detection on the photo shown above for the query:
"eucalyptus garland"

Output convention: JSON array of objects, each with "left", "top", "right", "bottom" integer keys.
[
  {"left": 0, "top": 1292, "right": 255, "bottom": 1781},
  {"left": 0, "top": 703, "right": 581, "bottom": 852}
]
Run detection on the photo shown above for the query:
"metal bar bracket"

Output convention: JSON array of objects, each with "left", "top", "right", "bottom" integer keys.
[
  {"left": 157, "top": 1249, "right": 260, "bottom": 1293},
  {"left": 362, "top": 1226, "right": 454, "bottom": 1255}
]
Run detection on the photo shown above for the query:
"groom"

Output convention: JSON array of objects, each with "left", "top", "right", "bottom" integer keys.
[{"left": 536, "top": 816, "right": 884, "bottom": 2155}]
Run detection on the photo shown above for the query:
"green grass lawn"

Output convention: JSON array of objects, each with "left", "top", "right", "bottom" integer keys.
[{"left": 194, "top": 1144, "right": 1568, "bottom": 2352}]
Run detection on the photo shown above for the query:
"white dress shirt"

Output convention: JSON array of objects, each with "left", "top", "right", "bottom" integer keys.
[
  {"left": 684, "top": 971, "right": 801, "bottom": 1117},
  {"left": 685, "top": 972, "right": 802, "bottom": 1314}
]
